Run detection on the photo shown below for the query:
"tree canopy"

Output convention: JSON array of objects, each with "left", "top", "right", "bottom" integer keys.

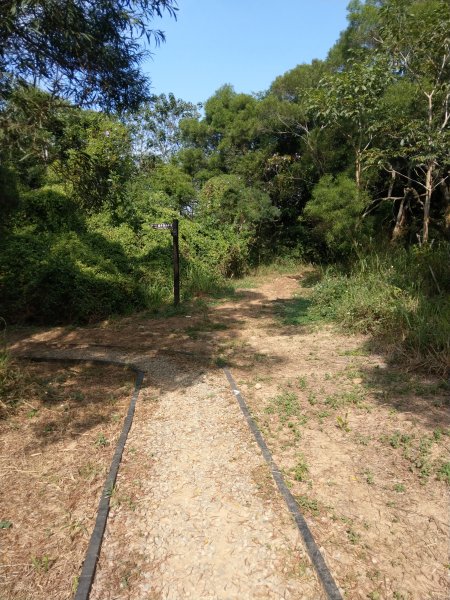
[{"left": 0, "top": 0, "right": 178, "bottom": 111}]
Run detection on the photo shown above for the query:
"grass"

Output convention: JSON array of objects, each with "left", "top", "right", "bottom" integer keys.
[
  {"left": 291, "top": 455, "right": 309, "bottom": 482},
  {"left": 437, "top": 462, "right": 450, "bottom": 485},
  {"left": 274, "top": 296, "right": 322, "bottom": 326},
  {"left": 310, "top": 246, "right": 450, "bottom": 374}
]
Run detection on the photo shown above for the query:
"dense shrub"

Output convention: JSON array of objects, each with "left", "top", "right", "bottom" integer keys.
[{"left": 304, "top": 174, "right": 372, "bottom": 258}]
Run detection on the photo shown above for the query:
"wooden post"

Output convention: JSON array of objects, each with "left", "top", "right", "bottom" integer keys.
[{"left": 172, "top": 219, "right": 180, "bottom": 306}]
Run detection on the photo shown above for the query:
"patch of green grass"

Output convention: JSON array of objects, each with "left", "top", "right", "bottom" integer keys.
[
  {"left": 324, "top": 387, "right": 365, "bottom": 409},
  {"left": 292, "top": 455, "right": 309, "bottom": 482},
  {"left": 393, "top": 483, "right": 405, "bottom": 493},
  {"left": 339, "top": 347, "right": 370, "bottom": 357},
  {"left": 296, "top": 494, "right": 319, "bottom": 516},
  {"left": 31, "top": 555, "right": 52, "bottom": 573},
  {"left": 436, "top": 462, "right": 450, "bottom": 485},
  {"left": 94, "top": 433, "right": 109, "bottom": 448},
  {"left": 266, "top": 391, "right": 299, "bottom": 422},
  {"left": 275, "top": 296, "right": 323, "bottom": 326}
]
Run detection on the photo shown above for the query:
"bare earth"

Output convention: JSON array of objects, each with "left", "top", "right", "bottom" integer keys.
[{"left": 4, "top": 270, "right": 450, "bottom": 599}]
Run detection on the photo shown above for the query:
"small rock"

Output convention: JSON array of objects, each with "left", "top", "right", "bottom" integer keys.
[
  {"left": 352, "top": 377, "right": 363, "bottom": 384},
  {"left": 255, "top": 383, "right": 262, "bottom": 390}
]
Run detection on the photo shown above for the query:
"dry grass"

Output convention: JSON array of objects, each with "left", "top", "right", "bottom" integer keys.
[{"left": 0, "top": 359, "right": 135, "bottom": 600}]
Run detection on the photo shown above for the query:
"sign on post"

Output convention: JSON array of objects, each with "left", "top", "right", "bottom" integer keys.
[
  {"left": 151, "top": 220, "right": 180, "bottom": 306},
  {"left": 151, "top": 223, "right": 172, "bottom": 230}
]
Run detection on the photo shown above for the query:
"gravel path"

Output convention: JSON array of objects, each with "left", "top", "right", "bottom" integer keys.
[
  {"left": 90, "top": 357, "right": 324, "bottom": 599},
  {"left": 15, "top": 348, "right": 325, "bottom": 598}
]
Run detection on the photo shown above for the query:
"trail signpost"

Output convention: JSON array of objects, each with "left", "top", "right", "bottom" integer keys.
[{"left": 151, "top": 219, "right": 180, "bottom": 306}]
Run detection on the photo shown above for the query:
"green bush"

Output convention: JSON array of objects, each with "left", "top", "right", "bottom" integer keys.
[
  {"left": 304, "top": 174, "right": 372, "bottom": 258},
  {"left": 0, "top": 229, "right": 143, "bottom": 323}
]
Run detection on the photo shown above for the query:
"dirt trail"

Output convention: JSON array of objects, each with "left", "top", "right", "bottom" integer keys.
[{"left": 8, "top": 272, "right": 450, "bottom": 600}]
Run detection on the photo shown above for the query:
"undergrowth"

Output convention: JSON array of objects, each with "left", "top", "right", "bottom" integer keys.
[{"left": 310, "top": 246, "right": 450, "bottom": 374}]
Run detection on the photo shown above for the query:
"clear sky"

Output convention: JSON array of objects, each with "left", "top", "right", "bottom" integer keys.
[{"left": 144, "top": 0, "right": 351, "bottom": 106}]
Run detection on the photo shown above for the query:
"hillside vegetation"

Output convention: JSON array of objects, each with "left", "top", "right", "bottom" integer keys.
[{"left": 1, "top": 0, "right": 449, "bottom": 372}]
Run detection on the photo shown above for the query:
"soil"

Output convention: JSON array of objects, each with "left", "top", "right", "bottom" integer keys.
[{"left": 3, "top": 269, "right": 449, "bottom": 599}]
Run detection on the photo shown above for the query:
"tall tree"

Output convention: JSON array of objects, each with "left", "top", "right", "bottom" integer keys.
[
  {"left": 0, "top": 0, "right": 177, "bottom": 112},
  {"left": 376, "top": 0, "right": 450, "bottom": 243},
  {"left": 126, "top": 93, "right": 201, "bottom": 165}
]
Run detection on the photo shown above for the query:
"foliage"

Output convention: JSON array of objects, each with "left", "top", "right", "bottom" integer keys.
[
  {"left": 125, "top": 93, "right": 201, "bottom": 164},
  {"left": 304, "top": 174, "right": 371, "bottom": 257},
  {"left": 310, "top": 246, "right": 450, "bottom": 373},
  {"left": 0, "top": 0, "right": 178, "bottom": 111}
]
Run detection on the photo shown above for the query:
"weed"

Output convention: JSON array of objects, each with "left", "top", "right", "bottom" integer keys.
[
  {"left": 268, "top": 391, "right": 299, "bottom": 423},
  {"left": 354, "top": 433, "right": 371, "bottom": 445},
  {"left": 94, "top": 433, "right": 109, "bottom": 448},
  {"left": 287, "top": 421, "right": 302, "bottom": 441},
  {"left": 393, "top": 483, "right": 405, "bottom": 493},
  {"left": 72, "top": 576, "right": 79, "bottom": 594},
  {"left": 325, "top": 388, "right": 364, "bottom": 409},
  {"left": 346, "top": 528, "right": 361, "bottom": 544},
  {"left": 31, "top": 555, "right": 52, "bottom": 573},
  {"left": 292, "top": 455, "right": 309, "bottom": 482},
  {"left": 297, "top": 376, "right": 308, "bottom": 390},
  {"left": 336, "top": 413, "right": 350, "bottom": 432},
  {"left": 26, "top": 408, "right": 39, "bottom": 418},
  {"left": 317, "top": 410, "right": 330, "bottom": 422},
  {"left": 296, "top": 494, "right": 319, "bottom": 516},
  {"left": 214, "top": 356, "right": 227, "bottom": 368},
  {"left": 0, "top": 520, "right": 12, "bottom": 529},
  {"left": 436, "top": 462, "right": 450, "bottom": 485},
  {"left": 104, "top": 483, "right": 115, "bottom": 498},
  {"left": 363, "top": 470, "right": 375, "bottom": 485},
  {"left": 307, "top": 392, "right": 317, "bottom": 405},
  {"left": 43, "top": 422, "right": 56, "bottom": 434},
  {"left": 387, "top": 431, "right": 413, "bottom": 449},
  {"left": 78, "top": 462, "right": 101, "bottom": 480}
]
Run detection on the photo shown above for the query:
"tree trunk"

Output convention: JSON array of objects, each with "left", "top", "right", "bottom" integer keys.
[
  {"left": 392, "top": 192, "right": 408, "bottom": 242},
  {"left": 422, "top": 162, "right": 435, "bottom": 244},
  {"left": 355, "top": 150, "right": 361, "bottom": 190},
  {"left": 440, "top": 177, "right": 450, "bottom": 238}
]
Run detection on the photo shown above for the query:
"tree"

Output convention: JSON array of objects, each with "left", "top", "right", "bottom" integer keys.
[
  {"left": 126, "top": 93, "right": 201, "bottom": 165},
  {"left": 310, "top": 53, "right": 392, "bottom": 189},
  {"left": 376, "top": 0, "right": 450, "bottom": 243},
  {"left": 0, "top": 0, "right": 177, "bottom": 112}
]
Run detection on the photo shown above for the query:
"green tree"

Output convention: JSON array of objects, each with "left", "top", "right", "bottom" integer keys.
[
  {"left": 376, "top": 0, "right": 450, "bottom": 243},
  {"left": 304, "top": 174, "right": 371, "bottom": 257},
  {"left": 310, "top": 53, "right": 392, "bottom": 189},
  {"left": 126, "top": 93, "right": 201, "bottom": 165},
  {"left": 0, "top": 0, "right": 177, "bottom": 112}
]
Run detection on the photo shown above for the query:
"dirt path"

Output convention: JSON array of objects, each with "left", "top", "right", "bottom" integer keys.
[{"left": 7, "top": 271, "right": 450, "bottom": 599}]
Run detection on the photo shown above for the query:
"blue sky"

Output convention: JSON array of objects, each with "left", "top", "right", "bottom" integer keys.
[{"left": 144, "top": 0, "right": 350, "bottom": 105}]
